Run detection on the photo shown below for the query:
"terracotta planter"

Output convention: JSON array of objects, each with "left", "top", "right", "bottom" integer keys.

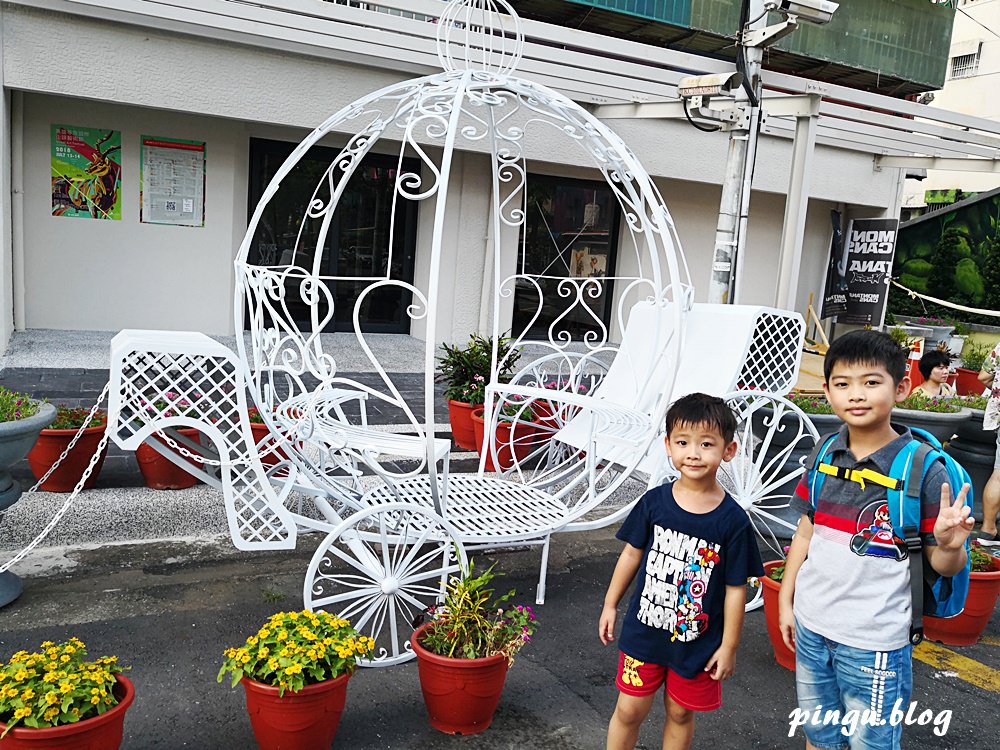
[
  {"left": 955, "top": 367, "right": 985, "bottom": 397},
  {"left": 248, "top": 422, "right": 293, "bottom": 467},
  {"left": 135, "top": 428, "right": 201, "bottom": 490},
  {"left": 760, "top": 561, "right": 795, "bottom": 672},
  {"left": 447, "top": 400, "right": 479, "bottom": 451},
  {"left": 411, "top": 622, "right": 509, "bottom": 735},
  {"left": 924, "top": 554, "right": 1000, "bottom": 646},
  {"left": 28, "top": 423, "right": 108, "bottom": 492},
  {"left": 240, "top": 674, "right": 350, "bottom": 750},
  {"left": 472, "top": 408, "right": 537, "bottom": 472},
  {"left": 0, "top": 674, "right": 134, "bottom": 749}
]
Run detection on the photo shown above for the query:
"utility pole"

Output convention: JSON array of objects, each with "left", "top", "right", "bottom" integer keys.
[{"left": 706, "top": 0, "right": 766, "bottom": 304}]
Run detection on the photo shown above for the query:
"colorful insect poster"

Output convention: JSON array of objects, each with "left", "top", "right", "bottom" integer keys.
[{"left": 51, "top": 125, "right": 122, "bottom": 220}]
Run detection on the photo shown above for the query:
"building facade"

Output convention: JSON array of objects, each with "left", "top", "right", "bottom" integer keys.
[{"left": 0, "top": 0, "right": 967, "bottom": 349}]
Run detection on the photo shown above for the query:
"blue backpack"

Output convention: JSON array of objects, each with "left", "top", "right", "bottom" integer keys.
[{"left": 806, "top": 427, "right": 973, "bottom": 645}]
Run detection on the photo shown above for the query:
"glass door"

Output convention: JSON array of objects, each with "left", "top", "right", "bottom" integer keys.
[{"left": 247, "top": 139, "right": 419, "bottom": 333}]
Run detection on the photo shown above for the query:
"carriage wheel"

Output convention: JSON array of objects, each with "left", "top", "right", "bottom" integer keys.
[{"left": 303, "top": 503, "right": 467, "bottom": 667}]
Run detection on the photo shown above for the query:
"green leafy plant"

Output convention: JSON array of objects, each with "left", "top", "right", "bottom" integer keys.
[
  {"left": 48, "top": 406, "right": 107, "bottom": 431},
  {"left": 0, "top": 387, "right": 40, "bottom": 423},
  {"left": 246, "top": 406, "right": 266, "bottom": 425},
  {"left": 436, "top": 333, "right": 520, "bottom": 404},
  {"left": 885, "top": 326, "right": 912, "bottom": 351},
  {"left": 416, "top": 559, "right": 538, "bottom": 666},
  {"left": 498, "top": 398, "right": 534, "bottom": 421},
  {"left": 767, "top": 564, "right": 785, "bottom": 582},
  {"left": 960, "top": 341, "right": 991, "bottom": 372},
  {"left": 0, "top": 638, "right": 125, "bottom": 736},
  {"left": 952, "top": 321, "right": 972, "bottom": 337},
  {"left": 218, "top": 610, "right": 374, "bottom": 696},
  {"left": 787, "top": 392, "right": 835, "bottom": 415},
  {"left": 957, "top": 394, "right": 988, "bottom": 410},
  {"left": 971, "top": 543, "right": 996, "bottom": 573},
  {"left": 895, "top": 395, "right": 964, "bottom": 413}
]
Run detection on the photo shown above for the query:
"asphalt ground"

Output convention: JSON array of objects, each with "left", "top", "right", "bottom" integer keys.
[
  {"left": 0, "top": 359, "right": 998, "bottom": 748},
  {"left": 1, "top": 529, "right": 998, "bottom": 749}
]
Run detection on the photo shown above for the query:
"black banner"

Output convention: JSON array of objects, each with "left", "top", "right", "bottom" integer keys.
[
  {"left": 821, "top": 209, "right": 848, "bottom": 318},
  {"left": 837, "top": 217, "right": 899, "bottom": 325}
]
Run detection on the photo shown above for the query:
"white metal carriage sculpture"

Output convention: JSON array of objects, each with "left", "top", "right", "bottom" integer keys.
[{"left": 100, "top": 0, "right": 816, "bottom": 665}]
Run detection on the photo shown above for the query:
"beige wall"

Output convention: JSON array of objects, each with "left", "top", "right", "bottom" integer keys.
[{"left": 21, "top": 94, "right": 243, "bottom": 333}]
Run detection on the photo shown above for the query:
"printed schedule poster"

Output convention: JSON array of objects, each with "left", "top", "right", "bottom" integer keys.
[
  {"left": 51, "top": 125, "right": 122, "bottom": 220},
  {"left": 140, "top": 136, "right": 206, "bottom": 226}
]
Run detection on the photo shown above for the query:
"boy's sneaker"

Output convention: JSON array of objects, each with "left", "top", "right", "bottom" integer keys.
[{"left": 974, "top": 529, "right": 1000, "bottom": 546}]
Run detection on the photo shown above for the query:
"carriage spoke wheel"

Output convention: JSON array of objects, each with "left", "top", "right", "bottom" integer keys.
[{"left": 303, "top": 503, "right": 467, "bottom": 667}]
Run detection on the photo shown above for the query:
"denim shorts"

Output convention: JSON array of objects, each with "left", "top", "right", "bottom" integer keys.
[{"left": 794, "top": 619, "right": 912, "bottom": 750}]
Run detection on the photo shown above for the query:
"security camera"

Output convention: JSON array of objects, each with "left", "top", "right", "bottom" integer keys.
[
  {"left": 677, "top": 72, "right": 745, "bottom": 99},
  {"left": 771, "top": 0, "right": 839, "bottom": 25}
]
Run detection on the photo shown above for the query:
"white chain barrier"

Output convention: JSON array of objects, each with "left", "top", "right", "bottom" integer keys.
[{"left": 0, "top": 383, "right": 111, "bottom": 574}]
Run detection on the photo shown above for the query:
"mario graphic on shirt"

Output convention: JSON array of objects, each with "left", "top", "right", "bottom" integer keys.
[{"left": 849, "top": 502, "right": 907, "bottom": 560}]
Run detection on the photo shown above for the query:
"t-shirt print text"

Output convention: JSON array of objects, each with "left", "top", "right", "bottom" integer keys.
[{"left": 637, "top": 526, "right": 721, "bottom": 642}]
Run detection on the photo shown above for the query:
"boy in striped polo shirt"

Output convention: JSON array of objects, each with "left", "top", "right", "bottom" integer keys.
[{"left": 778, "top": 330, "right": 972, "bottom": 750}]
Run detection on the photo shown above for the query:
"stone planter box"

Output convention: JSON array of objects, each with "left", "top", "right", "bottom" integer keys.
[{"left": 890, "top": 406, "right": 971, "bottom": 445}]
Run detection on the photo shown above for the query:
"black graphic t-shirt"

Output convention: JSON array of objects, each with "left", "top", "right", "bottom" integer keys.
[{"left": 616, "top": 483, "right": 763, "bottom": 678}]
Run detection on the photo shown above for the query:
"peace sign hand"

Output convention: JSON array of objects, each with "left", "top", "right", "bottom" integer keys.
[{"left": 933, "top": 482, "right": 974, "bottom": 550}]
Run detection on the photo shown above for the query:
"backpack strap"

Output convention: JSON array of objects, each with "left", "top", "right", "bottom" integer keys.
[
  {"left": 899, "top": 440, "right": 935, "bottom": 645},
  {"left": 805, "top": 434, "right": 839, "bottom": 520}
]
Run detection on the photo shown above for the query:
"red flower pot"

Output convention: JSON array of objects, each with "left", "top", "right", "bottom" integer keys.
[
  {"left": 135, "top": 428, "right": 201, "bottom": 490},
  {"left": 955, "top": 367, "right": 984, "bottom": 397},
  {"left": 447, "top": 400, "right": 478, "bottom": 451},
  {"left": 924, "top": 555, "right": 1000, "bottom": 646},
  {"left": 411, "top": 623, "right": 509, "bottom": 735},
  {"left": 472, "top": 409, "right": 538, "bottom": 472},
  {"left": 28, "top": 424, "right": 108, "bottom": 492},
  {"left": 248, "top": 422, "right": 294, "bottom": 467},
  {"left": 240, "top": 674, "right": 350, "bottom": 750},
  {"left": 0, "top": 674, "right": 134, "bottom": 749},
  {"left": 760, "top": 561, "right": 795, "bottom": 672}
]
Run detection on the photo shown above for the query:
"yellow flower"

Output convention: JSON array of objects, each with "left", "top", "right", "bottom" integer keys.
[
  {"left": 258, "top": 628, "right": 270, "bottom": 639},
  {"left": 246, "top": 636, "right": 258, "bottom": 647},
  {"left": 40, "top": 641, "right": 54, "bottom": 648},
  {"left": 90, "top": 695, "right": 101, "bottom": 704},
  {"left": 59, "top": 655, "right": 71, "bottom": 663},
  {"left": 45, "top": 691, "right": 59, "bottom": 705},
  {"left": 14, "top": 707, "right": 32, "bottom": 719},
  {"left": 21, "top": 688, "right": 35, "bottom": 701},
  {"left": 42, "top": 671, "right": 58, "bottom": 683},
  {"left": 276, "top": 631, "right": 288, "bottom": 642},
  {"left": 14, "top": 669, "right": 28, "bottom": 681},
  {"left": 44, "top": 707, "right": 59, "bottom": 721},
  {"left": 258, "top": 647, "right": 269, "bottom": 659},
  {"left": 70, "top": 708, "right": 80, "bottom": 717},
  {"left": 59, "top": 682, "right": 73, "bottom": 694}
]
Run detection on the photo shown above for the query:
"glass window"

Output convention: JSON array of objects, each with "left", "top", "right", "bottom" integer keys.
[
  {"left": 512, "top": 174, "right": 621, "bottom": 341},
  {"left": 247, "top": 139, "right": 419, "bottom": 333}
]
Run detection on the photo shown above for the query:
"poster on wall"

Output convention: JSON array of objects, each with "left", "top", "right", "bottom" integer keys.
[
  {"left": 50, "top": 125, "right": 122, "bottom": 220},
  {"left": 820, "top": 209, "right": 848, "bottom": 319},
  {"left": 836, "top": 217, "right": 899, "bottom": 326},
  {"left": 140, "top": 136, "right": 206, "bottom": 226}
]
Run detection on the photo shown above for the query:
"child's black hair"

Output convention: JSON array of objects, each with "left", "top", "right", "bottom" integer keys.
[
  {"left": 917, "top": 349, "right": 953, "bottom": 380},
  {"left": 823, "top": 330, "right": 907, "bottom": 385},
  {"left": 665, "top": 393, "right": 736, "bottom": 443}
]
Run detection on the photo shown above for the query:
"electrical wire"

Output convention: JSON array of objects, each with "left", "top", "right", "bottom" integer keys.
[
  {"left": 683, "top": 98, "right": 721, "bottom": 132},
  {"left": 737, "top": 0, "right": 760, "bottom": 107},
  {"left": 957, "top": 7, "right": 1000, "bottom": 42}
]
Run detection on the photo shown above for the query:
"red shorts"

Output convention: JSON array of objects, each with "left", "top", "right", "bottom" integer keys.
[{"left": 615, "top": 651, "right": 721, "bottom": 712}]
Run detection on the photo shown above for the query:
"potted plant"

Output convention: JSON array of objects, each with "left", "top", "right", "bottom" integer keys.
[
  {"left": 134, "top": 392, "right": 202, "bottom": 490},
  {"left": 436, "top": 334, "right": 519, "bottom": 451},
  {"left": 892, "top": 394, "right": 970, "bottom": 444},
  {"left": 0, "top": 637, "right": 134, "bottom": 748},
  {"left": 27, "top": 405, "right": 108, "bottom": 492},
  {"left": 411, "top": 559, "right": 538, "bottom": 735},
  {"left": 246, "top": 406, "right": 294, "bottom": 468},
  {"left": 924, "top": 544, "right": 1000, "bottom": 646},
  {"left": 471, "top": 400, "right": 538, "bottom": 473},
  {"left": 757, "top": 560, "right": 795, "bottom": 672},
  {"left": 218, "top": 609, "right": 374, "bottom": 750},
  {"left": 0, "top": 388, "right": 56, "bottom": 607},
  {"left": 954, "top": 341, "right": 991, "bottom": 396}
]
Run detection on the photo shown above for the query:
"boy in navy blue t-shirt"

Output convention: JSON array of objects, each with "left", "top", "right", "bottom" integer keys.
[{"left": 599, "top": 393, "right": 763, "bottom": 750}]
